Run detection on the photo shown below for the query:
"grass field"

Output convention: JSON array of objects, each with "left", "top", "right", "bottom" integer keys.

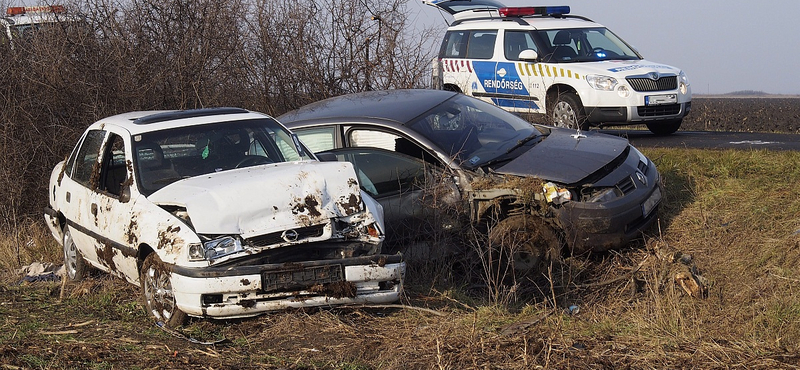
[{"left": 1, "top": 147, "right": 800, "bottom": 369}]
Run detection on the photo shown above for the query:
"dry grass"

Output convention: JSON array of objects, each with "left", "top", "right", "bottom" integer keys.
[{"left": 3, "top": 148, "right": 800, "bottom": 369}]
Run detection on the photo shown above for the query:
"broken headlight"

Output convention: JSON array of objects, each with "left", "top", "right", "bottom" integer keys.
[
  {"left": 188, "top": 236, "right": 244, "bottom": 261},
  {"left": 586, "top": 187, "right": 622, "bottom": 203}
]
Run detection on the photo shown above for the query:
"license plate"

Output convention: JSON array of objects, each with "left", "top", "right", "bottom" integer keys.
[
  {"left": 262, "top": 265, "right": 343, "bottom": 292},
  {"left": 645, "top": 94, "right": 677, "bottom": 106},
  {"left": 642, "top": 186, "right": 662, "bottom": 217}
]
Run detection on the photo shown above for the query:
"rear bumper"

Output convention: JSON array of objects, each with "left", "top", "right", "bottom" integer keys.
[{"left": 169, "top": 254, "right": 405, "bottom": 318}]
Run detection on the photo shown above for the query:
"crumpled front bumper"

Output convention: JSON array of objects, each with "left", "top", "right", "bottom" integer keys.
[{"left": 169, "top": 254, "right": 405, "bottom": 318}]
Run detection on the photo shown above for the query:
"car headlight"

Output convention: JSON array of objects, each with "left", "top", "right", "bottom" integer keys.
[
  {"left": 679, "top": 71, "right": 689, "bottom": 94},
  {"left": 617, "top": 85, "right": 630, "bottom": 98},
  {"left": 586, "top": 75, "right": 618, "bottom": 91},
  {"left": 188, "top": 236, "right": 244, "bottom": 261},
  {"left": 587, "top": 187, "right": 622, "bottom": 203}
]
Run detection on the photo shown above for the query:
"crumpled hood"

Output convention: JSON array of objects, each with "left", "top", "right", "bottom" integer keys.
[
  {"left": 147, "top": 161, "right": 364, "bottom": 236},
  {"left": 496, "top": 129, "right": 629, "bottom": 185},
  {"left": 583, "top": 59, "right": 682, "bottom": 77}
]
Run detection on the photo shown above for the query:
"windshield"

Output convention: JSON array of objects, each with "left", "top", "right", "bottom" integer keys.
[
  {"left": 408, "top": 94, "right": 542, "bottom": 168},
  {"left": 133, "top": 118, "right": 311, "bottom": 195},
  {"left": 537, "top": 27, "right": 640, "bottom": 63}
]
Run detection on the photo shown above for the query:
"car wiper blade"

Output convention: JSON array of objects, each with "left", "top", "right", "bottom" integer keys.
[{"left": 506, "top": 133, "right": 543, "bottom": 154}]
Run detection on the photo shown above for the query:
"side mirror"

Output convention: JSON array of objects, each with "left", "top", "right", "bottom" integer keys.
[
  {"left": 518, "top": 49, "right": 539, "bottom": 62},
  {"left": 119, "top": 184, "right": 131, "bottom": 203},
  {"left": 316, "top": 152, "right": 338, "bottom": 162}
]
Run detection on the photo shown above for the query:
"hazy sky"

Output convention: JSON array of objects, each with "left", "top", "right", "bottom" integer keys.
[{"left": 411, "top": 0, "right": 800, "bottom": 95}]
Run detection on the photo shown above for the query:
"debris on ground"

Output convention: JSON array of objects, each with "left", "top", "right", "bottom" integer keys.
[{"left": 17, "top": 262, "right": 64, "bottom": 284}]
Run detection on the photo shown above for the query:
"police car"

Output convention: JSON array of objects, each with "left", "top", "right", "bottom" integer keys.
[
  {"left": 426, "top": 0, "right": 692, "bottom": 135},
  {"left": 1, "top": 5, "right": 73, "bottom": 45}
]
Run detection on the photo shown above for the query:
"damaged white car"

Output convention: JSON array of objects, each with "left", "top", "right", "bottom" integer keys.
[{"left": 44, "top": 107, "right": 404, "bottom": 327}]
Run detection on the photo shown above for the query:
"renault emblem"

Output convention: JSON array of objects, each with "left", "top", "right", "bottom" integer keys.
[
  {"left": 281, "top": 229, "right": 299, "bottom": 242},
  {"left": 635, "top": 171, "right": 647, "bottom": 186}
]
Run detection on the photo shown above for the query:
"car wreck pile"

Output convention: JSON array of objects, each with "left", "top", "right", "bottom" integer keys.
[{"left": 45, "top": 89, "right": 666, "bottom": 327}]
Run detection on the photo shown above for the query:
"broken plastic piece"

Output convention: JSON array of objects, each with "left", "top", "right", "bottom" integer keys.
[{"left": 543, "top": 182, "right": 571, "bottom": 204}]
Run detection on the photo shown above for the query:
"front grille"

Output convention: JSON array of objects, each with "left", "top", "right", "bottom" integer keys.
[
  {"left": 616, "top": 176, "right": 636, "bottom": 195},
  {"left": 246, "top": 224, "right": 326, "bottom": 247},
  {"left": 626, "top": 76, "right": 677, "bottom": 92},
  {"left": 637, "top": 104, "right": 681, "bottom": 117}
]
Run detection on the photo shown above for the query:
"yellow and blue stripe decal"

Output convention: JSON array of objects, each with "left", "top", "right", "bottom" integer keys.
[{"left": 517, "top": 62, "right": 582, "bottom": 80}]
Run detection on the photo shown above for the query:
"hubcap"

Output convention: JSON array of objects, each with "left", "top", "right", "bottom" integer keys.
[
  {"left": 63, "top": 232, "right": 78, "bottom": 279},
  {"left": 144, "top": 265, "right": 177, "bottom": 322},
  {"left": 552, "top": 101, "right": 578, "bottom": 129}
]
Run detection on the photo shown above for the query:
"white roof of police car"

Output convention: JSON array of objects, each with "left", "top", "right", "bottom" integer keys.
[
  {"left": 85, "top": 110, "right": 276, "bottom": 136},
  {"left": 449, "top": 15, "right": 603, "bottom": 31}
]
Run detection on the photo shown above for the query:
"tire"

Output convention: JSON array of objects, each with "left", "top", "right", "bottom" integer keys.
[
  {"left": 140, "top": 253, "right": 187, "bottom": 328},
  {"left": 548, "top": 92, "right": 589, "bottom": 131},
  {"left": 646, "top": 119, "right": 682, "bottom": 135},
  {"left": 63, "top": 226, "right": 87, "bottom": 281},
  {"left": 488, "top": 215, "right": 562, "bottom": 273}
]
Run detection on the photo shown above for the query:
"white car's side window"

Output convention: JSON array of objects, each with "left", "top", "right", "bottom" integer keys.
[{"left": 71, "top": 129, "right": 106, "bottom": 188}]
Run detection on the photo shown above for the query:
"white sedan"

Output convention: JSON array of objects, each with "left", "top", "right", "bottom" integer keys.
[{"left": 44, "top": 107, "right": 404, "bottom": 327}]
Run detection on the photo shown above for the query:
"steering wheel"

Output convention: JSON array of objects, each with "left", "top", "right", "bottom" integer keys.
[{"left": 235, "top": 155, "right": 273, "bottom": 168}]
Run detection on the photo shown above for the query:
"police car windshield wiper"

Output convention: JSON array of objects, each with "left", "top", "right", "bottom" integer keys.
[{"left": 505, "top": 133, "right": 543, "bottom": 154}]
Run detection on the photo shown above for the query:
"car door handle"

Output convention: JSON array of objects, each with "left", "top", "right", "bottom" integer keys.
[
  {"left": 91, "top": 203, "right": 98, "bottom": 217},
  {"left": 66, "top": 191, "right": 71, "bottom": 203}
]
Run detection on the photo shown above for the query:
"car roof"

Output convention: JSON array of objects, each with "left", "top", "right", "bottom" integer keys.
[
  {"left": 86, "top": 108, "right": 276, "bottom": 136},
  {"left": 447, "top": 15, "right": 601, "bottom": 30},
  {"left": 278, "top": 89, "right": 459, "bottom": 126}
]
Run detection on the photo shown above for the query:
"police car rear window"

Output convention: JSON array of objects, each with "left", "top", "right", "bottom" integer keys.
[{"left": 442, "top": 30, "right": 497, "bottom": 60}]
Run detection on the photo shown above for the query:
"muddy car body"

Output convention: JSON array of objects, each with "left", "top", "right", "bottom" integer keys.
[
  {"left": 44, "top": 108, "right": 404, "bottom": 327},
  {"left": 279, "top": 89, "right": 663, "bottom": 258}
]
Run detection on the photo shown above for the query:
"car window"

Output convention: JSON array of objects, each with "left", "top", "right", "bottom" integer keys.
[
  {"left": 71, "top": 129, "right": 106, "bottom": 188},
  {"left": 133, "top": 118, "right": 311, "bottom": 195},
  {"left": 327, "top": 148, "right": 426, "bottom": 198},
  {"left": 442, "top": 31, "right": 468, "bottom": 58},
  {"left": 538, "top": 28, "right": 639, "bottom": 62},
  {"left": 441, "top": 30, "right": 497, "bottom": 60},
  {"left": 99, "top": 133, "right": 128, "bottom": 196},
  {"left": 466, "top": 31, "right": 496, "bottom": 59},
  {"left": 504, "top": 31, "right": 538, "bottom": 61},
  {"left": 295, "top": 126, "right": 337, "bottom": 153},
  {"left": 349, "top": 129, "right": 399, "bottom": 151},
  {"left": 408, "top": 94, "right": 539, "bottom": 166}
]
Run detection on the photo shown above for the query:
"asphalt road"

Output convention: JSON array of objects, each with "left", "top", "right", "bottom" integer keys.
[{"left": 598, "top": 130, "right": 800, "bottom": 151}]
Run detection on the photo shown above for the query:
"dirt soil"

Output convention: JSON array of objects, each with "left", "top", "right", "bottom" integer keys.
[
  {"left": 678, "top": 97, "right": 800, "bottom": 133},
  {"left": 2, "top": 98, "right": 800, "bottom": 369}
]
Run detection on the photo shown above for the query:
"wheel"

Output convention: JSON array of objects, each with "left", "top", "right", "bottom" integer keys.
[
  {"left": 488, "top": 215, "right": 561, "bottom": 273},
  {"left": 235, "top": 155, "right": 272, "bottom": 168},
  {"left": 63, "top": 226, "right": 87, "bottom": 281},
  {"left": 140, "top": 253, "right": 187, "bottom": 328},
  {"left": 646, "top": 119, "right": 682, "bottom": 135},
  {"left": 548, "top": 92, "right": 589, "bottom": 130}
]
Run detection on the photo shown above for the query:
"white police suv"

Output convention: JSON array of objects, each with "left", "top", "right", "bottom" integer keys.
[{"left": 426, "top": 0, "right": 692, "bottom": 135}]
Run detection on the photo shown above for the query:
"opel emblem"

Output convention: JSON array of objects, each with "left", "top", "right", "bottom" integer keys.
[
  {"left": 281, "top": 229, "right": 299, "bottom": 242},
  {"left": 635, "top": 171, "right": 647, "bottom": 186},
  {"left": 648, "top": 72, "right": 659, "bottom": 81}
]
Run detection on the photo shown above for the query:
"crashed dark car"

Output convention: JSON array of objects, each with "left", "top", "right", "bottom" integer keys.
[{"left": 278, "top": 89, "right": 663, "bottom": 262}]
